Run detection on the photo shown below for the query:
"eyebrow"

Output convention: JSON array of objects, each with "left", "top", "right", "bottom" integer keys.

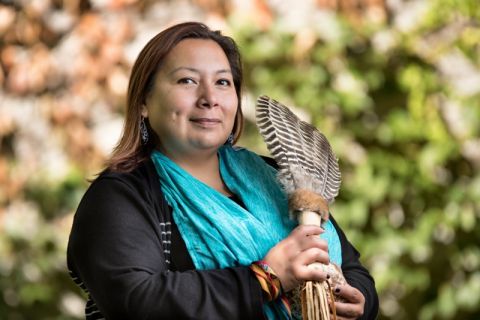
[{"left": 168, "top": 67, "right": 232, "bottom": 76}]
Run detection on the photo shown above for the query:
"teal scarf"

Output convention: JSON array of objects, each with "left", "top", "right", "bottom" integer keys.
[{"left": 151, "top": 145, "right": 342, "bottom": 319}]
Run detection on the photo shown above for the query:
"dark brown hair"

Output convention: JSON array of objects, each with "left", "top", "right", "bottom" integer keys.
[{"left": 107, "top": 22, "right": 244, "bottom": 172}]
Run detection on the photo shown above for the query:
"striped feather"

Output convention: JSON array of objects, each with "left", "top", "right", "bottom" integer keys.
[{"left": 256, "top": 95, "right": 341, "bottom": 202}]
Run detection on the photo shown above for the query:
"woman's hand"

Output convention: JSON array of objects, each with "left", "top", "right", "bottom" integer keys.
[
  {"left": 263, "top": 225, "right": 330, "bottom": 292},
  {"left": 331, "top": 284, "right": 365, "bottom": 320}
]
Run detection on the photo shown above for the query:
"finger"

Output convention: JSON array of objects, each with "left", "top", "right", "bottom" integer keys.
[
  {"left": 335, "top": 285, "right": 365, "bottom": 304},
  {"left": 333, "top": 301, "right": 363, "bottom": 319},
  {"left": 296, "top": 247, "right": 330, "bottom": 266},
  {"left": 291, "top": 225, "right": 324, "bottom": 238},
  {"left": 292, "top": 265, "right": 329, "bottom": 283},
  {"left": 329, "top": 314, "right": 355, "bottom": 320},
  {"left": 290, "top": 225, "right": 327, "bottom": 251},
  {"left": 297, "top": 232, "right": 329, "bottom": 252},
  {"left": 291, "top": 249, "right": 330, "bottom": 282},
  {"left": 333, "top": 288, "right": 364, "bottom": 318},
  {"left": 330, "top": 315, "right": 354, "bottom": 320},
  {"left": 333, "top": 285, "right": 365, "bottom": 318},
  {"left": 283, "top": 226, "right": 325, "bottom": 255}
]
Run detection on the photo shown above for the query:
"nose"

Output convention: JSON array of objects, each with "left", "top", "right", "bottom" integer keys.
[{"left": 197, "top": 82, "right": 218, "bottom": 108}]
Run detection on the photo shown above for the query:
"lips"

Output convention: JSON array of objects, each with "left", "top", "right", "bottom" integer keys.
[{"left": 190, "top": 117, "right": 221, "bottom": 126}]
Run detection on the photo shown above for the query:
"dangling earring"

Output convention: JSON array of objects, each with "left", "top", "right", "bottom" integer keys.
[
  {"left": 227, "top": 133, "right": 234, "bottom": 145},
  {"left": 140, "top": 117, "right": 149, "bottom": 144}
]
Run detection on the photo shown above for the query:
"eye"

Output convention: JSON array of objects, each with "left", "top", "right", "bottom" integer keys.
[
  {"left": 177, "top": 78, "right": 196, "bottom": 85},
  {"left": 217, "top": 78, "right": 231, "bottom": 86}
]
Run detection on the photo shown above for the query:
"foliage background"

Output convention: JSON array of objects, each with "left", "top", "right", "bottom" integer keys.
[{"left": 0, "top": 0, "right": 479, "bottom": 319}]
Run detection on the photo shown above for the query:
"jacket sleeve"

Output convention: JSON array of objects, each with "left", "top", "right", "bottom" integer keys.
[
  {"left": 330, "top": 215, "right": 379, "bottom": 320},
  {"left": 67, "top": 175, "right": 265, "bottom": 320}
]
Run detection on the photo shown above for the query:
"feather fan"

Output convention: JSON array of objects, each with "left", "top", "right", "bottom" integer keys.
[
  {"left": 256, "top": 95, "right": 345, "bottom": 320},
  {"left": 255, "top": 95, "right": 341, "bottom": 202}
]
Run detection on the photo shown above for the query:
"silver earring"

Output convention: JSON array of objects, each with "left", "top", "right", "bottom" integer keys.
[
  {"left": 140, "top": 117, "right": 149, "bottom": 144},
  {"left": 227, "top": 134, "right": 234, "bottom": 145}
]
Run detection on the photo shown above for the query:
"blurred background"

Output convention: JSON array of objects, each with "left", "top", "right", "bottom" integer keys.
[{"left": 0, "top": 0, "right": 479, "bottom": 319}]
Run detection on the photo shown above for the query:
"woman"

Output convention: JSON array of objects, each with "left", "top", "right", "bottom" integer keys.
[{"left": 67, "top": 22, "right": 378, "bottom": 319}]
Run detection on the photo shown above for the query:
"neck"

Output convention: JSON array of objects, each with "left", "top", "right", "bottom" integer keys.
[{"left": 159, "top": 146, "right": 232, "bottom": 196}]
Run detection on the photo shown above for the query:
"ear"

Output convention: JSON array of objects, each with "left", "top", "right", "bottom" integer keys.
[{"left": 141, "top": 104, "right": 148, "bottom": 118}]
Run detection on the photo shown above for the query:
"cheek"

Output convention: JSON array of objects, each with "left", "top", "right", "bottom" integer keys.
[
  {"left": 154, "top": 88, "right": 185, "bottom": 112},
  {"left": 157, "top": 99, "right": 184, "bottom": 121},
  {"left": 224, "top": 91, "right": 238, "bottom": 110},
  {"left": 228, "top": 100, "right": 239, "bottom": 122},
  {"left": 230, "top": 108, "right": 238, "bottom": 124},
  {"left": 167, "top": 103, "right": 190, "bottom": 122}
]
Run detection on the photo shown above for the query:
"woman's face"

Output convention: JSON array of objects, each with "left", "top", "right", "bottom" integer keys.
[{"left": 143, "top": 38, "right": 238, "bottom": 158}]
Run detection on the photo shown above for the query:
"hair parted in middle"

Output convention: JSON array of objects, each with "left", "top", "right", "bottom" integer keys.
[{"left": 108, "top": 21, "right": 244, "bottom": 172}]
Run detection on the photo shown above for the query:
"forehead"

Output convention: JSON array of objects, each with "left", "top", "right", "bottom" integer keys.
[{"left": 161, "top": 38, "right": 231, "bottom": 70}]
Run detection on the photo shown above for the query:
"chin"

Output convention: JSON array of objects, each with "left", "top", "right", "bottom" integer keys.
[
  {"left": 192, "top": 135, "right": 228, "bottom": 149},
  {"left": 191, "top": 140, "right": 224, "bottom": 150}
]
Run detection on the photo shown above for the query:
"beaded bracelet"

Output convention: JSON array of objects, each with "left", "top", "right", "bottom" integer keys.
[{"left": 249, "top": 260, "right": 282, "bottom": 301}]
